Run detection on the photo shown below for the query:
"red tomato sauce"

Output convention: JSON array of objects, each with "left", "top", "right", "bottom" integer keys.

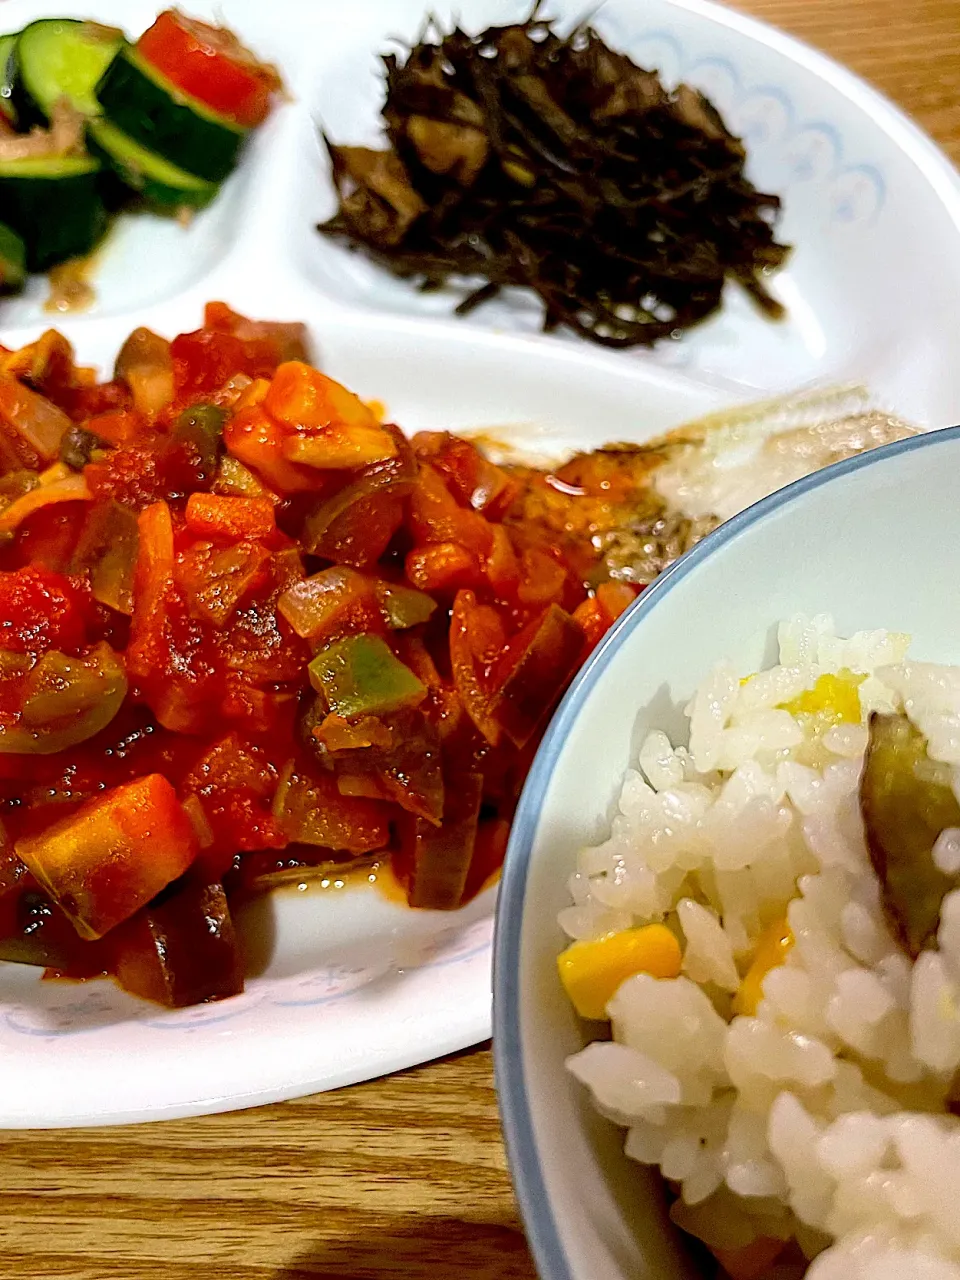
[{"left": 0, "top": 304, "right": 638, "bottom": 1008}]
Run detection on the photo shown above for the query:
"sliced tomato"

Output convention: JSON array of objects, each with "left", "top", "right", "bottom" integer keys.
[
  {"left": 490, "top": 604, "right": 585, "bottom": 748},
  {"left": 0, "top": 564, "right": 87, "bottom": 656},
  {"left": 407, "top": 462, "right": 493, "bottom": 559},
  {"left": 182, "top": 734, "right": 286, "bottom": 876},
  {"left": 449, "top": 589, "right": 501, "bottom": 747},
  {"left": 412, "top": 431, "right": 517, "bottom": 517},
  {"left": 171, "top": 327, "right": 292, "bottom": 406},
  {"left": 136, "top": 10, "right": 282, "bottom": 128}
]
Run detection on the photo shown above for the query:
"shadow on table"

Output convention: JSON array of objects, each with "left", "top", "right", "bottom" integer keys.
[{"left": 273, "top": 1213, "right": 537, "bottom": 1280}]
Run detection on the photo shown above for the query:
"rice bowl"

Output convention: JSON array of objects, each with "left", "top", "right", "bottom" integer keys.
[
  {"left": 493, "top": 426, "right": 960, "bottom": 1280},
  {"left": 561, "top": 614, "right": 960, "bottom": 1278}
]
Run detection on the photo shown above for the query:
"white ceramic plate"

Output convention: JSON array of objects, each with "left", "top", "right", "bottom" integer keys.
[{"left": 0, "top": 0, "right": 959, "bottom": 1127}]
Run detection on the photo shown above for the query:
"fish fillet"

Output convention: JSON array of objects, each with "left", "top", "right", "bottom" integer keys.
[{"left": 499, "top": 387, "right": 920, "bottom": 587}]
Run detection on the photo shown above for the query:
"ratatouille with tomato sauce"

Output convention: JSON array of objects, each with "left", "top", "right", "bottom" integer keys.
[{"left": 0, "top": 303, "right": 638, "bottom": 1008}]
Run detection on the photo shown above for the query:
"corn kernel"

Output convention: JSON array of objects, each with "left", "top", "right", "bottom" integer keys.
[
  {"left": 781, "top": 669, "right": 864, "bottom": 725},
  {"left": 557, "top": 923, "right": 682, "bottom": 1021},
  {"left": 733, "top": 915, "right": 794, "bottom": 1017}
]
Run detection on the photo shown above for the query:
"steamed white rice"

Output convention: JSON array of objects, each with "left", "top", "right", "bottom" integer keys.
[{"left": 563, "top": 615, "right": 960, "bottom": 1279}]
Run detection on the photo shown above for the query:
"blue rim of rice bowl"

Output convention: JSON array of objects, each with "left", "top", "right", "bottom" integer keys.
[{"left": 492, "top": 423, "right": 960, "bottom": 1280}]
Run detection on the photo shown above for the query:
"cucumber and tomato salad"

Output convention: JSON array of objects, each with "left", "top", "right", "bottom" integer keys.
[
  {"left": 87, "top": 117, "right": 217, "bottom": 210},
  {"left": 134, "top": 11, "right": 280, "bottom": 129},
  {"left": 0, "top": 20, "right": 114, "bottom": 273},
  {"left": 0, "top": 10, "right": 279, "bottom": 295},
  {"left": 0, "top": 33, "right": 16, "bottom": 125},
  {"left": 0, "top": 155, "right": 106, "bottom": 272},
  {"left": 12, "top": 18, "right": 123, "bottom": 125},
  {"left": 92, "top": 12, "right": 279, "bottom": 195},
  {"left": 96, "top": 44, "right": 246, "bottom": 184}
]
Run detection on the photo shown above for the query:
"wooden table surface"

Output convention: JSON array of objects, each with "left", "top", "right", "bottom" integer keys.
[{"left": 2, "top": 3, "right": 960, "bottom": 1278}]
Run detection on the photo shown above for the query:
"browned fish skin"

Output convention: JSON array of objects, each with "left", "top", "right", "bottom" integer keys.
[
  {"left": 502, "top": 436, "right": 770, "bottom": 588},
  {"left": 499, "top": 398, "right": 919, "bottom": 589},
  {"left": 502, "top": 444, "right": 711, "bottom": 588},
  {"left": 860, "top": 712, "right": 960, "bottom": 959}
]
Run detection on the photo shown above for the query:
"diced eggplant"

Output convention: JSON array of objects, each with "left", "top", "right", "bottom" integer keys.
[
  {"left": 860, "top": 712, "right": 960, "bottom": 957},
  {"left": 111, "top": 875, "right": 243, "bottom": 1008}
]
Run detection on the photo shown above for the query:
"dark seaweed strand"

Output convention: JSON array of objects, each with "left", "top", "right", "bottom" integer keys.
[{"left": 318, "top": 12, "right": 790, "bottom": 348}]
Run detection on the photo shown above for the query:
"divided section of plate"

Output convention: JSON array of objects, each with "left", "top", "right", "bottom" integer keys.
[
  {"left": 0, "top": 0, "right": 959, "bottom": 1123},
  {"left": 3, "top": 0, "right": 960, "bottom": 420}
]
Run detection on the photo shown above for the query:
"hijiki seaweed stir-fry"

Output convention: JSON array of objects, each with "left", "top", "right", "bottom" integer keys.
[{"left": 319, "top": 11, "right": 789, "bottom": 347}]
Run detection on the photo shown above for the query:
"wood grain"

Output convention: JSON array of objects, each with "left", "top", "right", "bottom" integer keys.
[
  {"left": 1, "top": 4, "right": 959, "bottom": 1278},
  {"left": 0, "top": 1047, "right": 533, "bottom": 1280}
]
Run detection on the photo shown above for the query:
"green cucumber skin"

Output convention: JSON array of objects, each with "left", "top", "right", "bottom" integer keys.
[
  {"left": 8, "top": 42, "right": 43, "bottom": 131},
  {"left": 11, "top": 18, "right": 123, "bottom": 127},
  {"left": 96, "top": 49, "right": 244, "bottom": 184},
  {"left": 0, "top": 170, "right": 107, "bottom": 271},
  {"left": 0, "top": 222, "right": 26, "bottom": 291},
  {"left": 87, "top": 124, "right": 218, "bottom": 211},
  {"left": 0, "top": 34, "right": 17, "bottom": 126}
]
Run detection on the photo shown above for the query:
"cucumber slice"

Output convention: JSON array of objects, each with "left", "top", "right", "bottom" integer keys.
[
  {"left": 87, "top": 118, "right": 218, "bottom": 210},
  {"left": 0, "top": 34, "right": 17, "bottom": 126},
  {"left": 0, "top": 154, "right": 107, "bottom": 271},
  {"left": 0, "top": 222, "right": 26, "bottom": 293},
  {"left": 13, "top": 18, "right": 124, "bottom": 125},
  {"left": 96, "top": 47, "right": 245, "bottom": 184}
]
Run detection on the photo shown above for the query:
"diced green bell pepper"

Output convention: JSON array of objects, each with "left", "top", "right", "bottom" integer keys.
[{"left": 307, "top": 634, "right": 426, "bottom": 719}]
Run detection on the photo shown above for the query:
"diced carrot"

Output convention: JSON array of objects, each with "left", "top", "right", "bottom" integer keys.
[
  {"left": 184, "top": 492, "right": 276, "bottom": 541},
  {"left": 263, "top": 361, "right": 379, "bottom": 433},
  {"left": 405, "top": 542, "right": 480, "bottom": 592},
  {"left": 233, "top": 377, "right": 271, "bottom": 410},
  {"left": 84, "top": 408, "right": 143, "bottom": 445},
  {"left": 572, "top": 596, "right": 609, "bottom": 649},
  {"left": 133, "top": 499, "right": 175, "bottom": 616},
  {"left": 573, "top": 583, "right": 640, "bottom": 656},
  {"left": 223, "top": 405, "right": 323, "bottom": 494},
  {"left": 14, "top": 774, "right": 199, "bottom": 940}
]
